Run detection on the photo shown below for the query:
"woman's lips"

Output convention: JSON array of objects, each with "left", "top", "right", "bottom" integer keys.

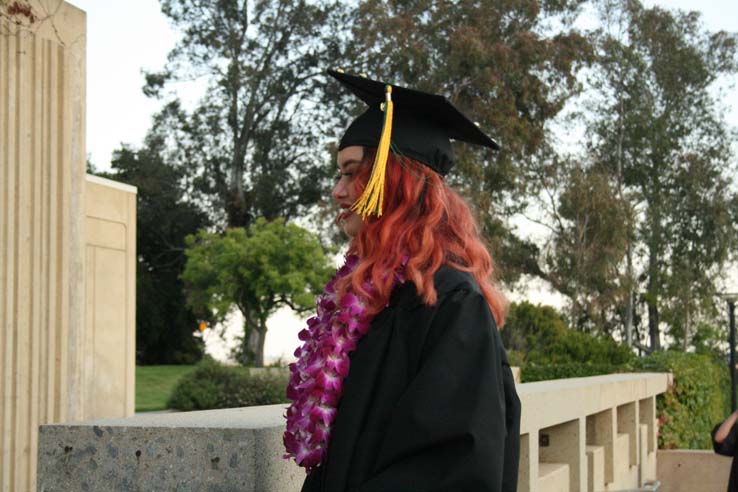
[
  {"left": 337, "top": 209, "right": 352, "bottom": 222},
  {"left": 337, "top": 205, "right": 354, "bottom": 224}
]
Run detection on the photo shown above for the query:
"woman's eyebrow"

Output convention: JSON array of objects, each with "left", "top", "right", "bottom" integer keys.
[{"left": 338, "top": 159, "right": 361, "bottom": 170}]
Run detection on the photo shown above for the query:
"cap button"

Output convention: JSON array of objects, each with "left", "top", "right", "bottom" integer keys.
[
  {"left": 360, "top": 72, "right": 368, "bottom": 78},
  {"left": 336, "top": 68, "right": 345, "bottom": 73},
  {"left": 474, "top": 121, "right": 481, "bottom": 127}
]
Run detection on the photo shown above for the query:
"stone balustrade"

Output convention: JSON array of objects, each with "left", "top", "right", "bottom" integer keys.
[{"left": 37, "top": 372, "right": 670, "bottom": 492}]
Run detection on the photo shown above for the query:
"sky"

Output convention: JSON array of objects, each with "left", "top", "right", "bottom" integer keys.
[{"left": 67, "top": 0, "right": 738, "bottom": 361}]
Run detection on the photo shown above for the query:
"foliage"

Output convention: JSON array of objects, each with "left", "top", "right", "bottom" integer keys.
[
  {"left": 135, "top": 365, "right": 196, "bottom": 412},
  {"left": 502, "top": 301, "right": 569, "bottom": 357},
  {"left": 181, "top": 218, "right": 333, "bottom": 366},
  {"left": 632, "top": 351, "right": 730, "bottom": 449},
  {"left": 144, "top": 0, "right": 348, "bottom": 228},
  {"left": 517, "top": 345, "right": 730, "bottom": 449},
  {"left": 101, "top": 138, "right": 210, "bottom": 364},
  {"left": 585, "top": 0, "right": 738, "bottom": 350},
  {"left": 502, "top": 301, "right": 634, "bottom": 366},
  {"left": 543, "top": 163, "right": 633, "bottom": 334},
  {"left": 345, "top": 0, "right": 593, "bottom": 283},
  {"left": 521, "top": 363, "right": 624, "bottom": 383},
  {"left": 167, "top": 358, "right": 288, "bottom": 411}
]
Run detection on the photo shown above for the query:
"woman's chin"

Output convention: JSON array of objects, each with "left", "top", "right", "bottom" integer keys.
[{"left": 341, "top": 213, "right": 362, "bottom": 238}]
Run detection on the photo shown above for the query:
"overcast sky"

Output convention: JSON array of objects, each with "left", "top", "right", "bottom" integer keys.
[
  {"left": 70, "top": 0, "right": 738, "bottom": 171},
  {"left": 67, "top": 0, "right": 738, "bottom": 361}
]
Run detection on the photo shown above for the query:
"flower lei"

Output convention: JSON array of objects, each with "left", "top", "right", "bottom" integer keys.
[{"left": 283, "top": 254, "right": 404, "bottom": 472}]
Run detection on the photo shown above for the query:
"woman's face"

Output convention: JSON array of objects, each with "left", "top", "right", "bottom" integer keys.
[{"left": 332, "top": 145, "right": 364, "bottom": 237}]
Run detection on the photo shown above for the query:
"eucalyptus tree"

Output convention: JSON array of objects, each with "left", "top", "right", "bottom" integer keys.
[
  {"left": 144, "top": 0, "right": 349, "bottom": 228},
  {"left": 587, "top": 0, "right": 738, "bottom": 350},
  {"left": 344, "top": 0, "right": 593, "bottom": 283}
]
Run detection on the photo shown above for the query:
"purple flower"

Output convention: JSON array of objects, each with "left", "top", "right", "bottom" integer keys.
[{"left": 283, "top": 253, "right": 405, "bottom": 473}]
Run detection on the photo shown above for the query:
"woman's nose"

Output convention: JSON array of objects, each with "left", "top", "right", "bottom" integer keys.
[{"left": 332, "top": 180, "right": 345, "bottom": 201}]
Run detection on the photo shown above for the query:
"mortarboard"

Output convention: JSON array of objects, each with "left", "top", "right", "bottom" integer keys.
[{"left": 328, "top": 69, "right": 500, "bottom": 219}]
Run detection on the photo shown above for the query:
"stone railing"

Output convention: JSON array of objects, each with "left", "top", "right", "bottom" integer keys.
[
  {"left": 37, "top": 373, "right": 669, "bottom": 492},
  {"left": 517, "top": 372, "right": 669, "bottom": 492}
]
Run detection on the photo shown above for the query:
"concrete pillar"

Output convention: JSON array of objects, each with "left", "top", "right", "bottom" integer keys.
[
  {"left": 1, "top": 2, "right": 86, "bottom": 490},
  {"left": 539, "top": 418, "right": 586, "bottom": 492}
]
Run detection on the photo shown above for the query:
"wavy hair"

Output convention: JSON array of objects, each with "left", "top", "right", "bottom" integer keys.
[{"left": 336, "top": 148, "right": 507, "bottom": 327}]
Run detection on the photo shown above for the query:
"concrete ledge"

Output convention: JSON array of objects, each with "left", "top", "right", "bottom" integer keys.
[
  {"left": 37, "top": 405, "right": 304, "bottom": 492},
  {"left": 657, "top": 449, "right": 730, "bottom": 492},
  {"left": 517, "top": 373, "right": 669, "bottom": 434},
  {"left": 37, "top": 373, "right": 670, "bottom": 492},
  {"left": 539, "top": 462, "right": 570, "bottom": 492}
]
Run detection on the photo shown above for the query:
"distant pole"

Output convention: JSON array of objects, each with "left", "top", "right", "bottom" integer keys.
[{"left": 730, "top": 299, "right": 737, "bottom": 412}]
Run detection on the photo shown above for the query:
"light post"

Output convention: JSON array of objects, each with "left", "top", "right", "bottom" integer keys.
[{"left": 721, "top": 293, "right": 738, "bottom": 412}]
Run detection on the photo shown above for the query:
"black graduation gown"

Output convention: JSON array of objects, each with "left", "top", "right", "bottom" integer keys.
[
  {"left": 712, "top": 421, "right": 738, "bottom": 492},
  {"left": 301, "top": 266, "right": 521, "bottom": 492}
]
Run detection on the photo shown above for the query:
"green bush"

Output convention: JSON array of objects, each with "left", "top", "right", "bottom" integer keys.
[
  {"left": 504, "top": 303, "right": 730, "bottom": 450},
  {"left": 167, "top": 358, "right": 289, "bottom": 411},
  {"left": 502, "top": 302, "right": 568, "bottom": 358},
  {"left": 517, "top": 351, "right": 731, "bottom": 449},
  {"left": 521, "top": 363, "right": 625, "bottom": 383},
  {"left": 633, "top": 351, "right": 730, "bottom": 449},
  {"left": 538, "top": 330, "right": 635, "bottom": 366},
  {"left": 502, "top": 302, "right": 634, "bottom": 367}
]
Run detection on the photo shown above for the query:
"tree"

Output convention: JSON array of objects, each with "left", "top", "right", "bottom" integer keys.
[
  {"left": 181, "top": 218, "right": 334, "bottom": 367},
  {"left": 543, "top": 162, "right": 632, "bottom": 334},
  {"left": 661, "top": 152, "right": 736, "bottom": 350},
  {"left": 103, "top": 137, "right": 211, "bottom": 364},
  {"left": 343, "top": 0, "right": 593, "bottom": 283},
  {"left": 144, "top": 0, "right": 349, "bottom": 229},
  {"left": 587, "top": 0, "right": 738, "bottom": 350}
]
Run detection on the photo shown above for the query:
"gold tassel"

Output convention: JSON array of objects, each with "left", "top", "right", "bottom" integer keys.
[{"left": 352, "top": 85, "right": 394, "bottom": 218}]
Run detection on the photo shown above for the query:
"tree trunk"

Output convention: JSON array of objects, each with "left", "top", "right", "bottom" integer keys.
[
  {"left": 241, "top": 321, "right": 267, "bottom": 368},
  {"left": 682, "top": 303, "right": 690, "bottom": 352},
  {"left": 647, "top": 242, "right": 661, "bottom": 351},
  {"left": 647, "top": 302, "right": 660, "bottom": 350},
  {"left": 625, "top": 245, "right": 634, "bottom": 346},
  {"left": 254, "top": 321, "right": 267, "bottom": 368}
]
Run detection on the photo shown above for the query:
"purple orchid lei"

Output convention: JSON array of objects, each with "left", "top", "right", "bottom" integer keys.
[{"left": 283, "top": 254, "right": 404, "bottom": 472}]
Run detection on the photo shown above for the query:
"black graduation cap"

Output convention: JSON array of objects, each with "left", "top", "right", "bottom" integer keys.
[{"left": 328, "top": 69, "right": 499, "bottom": 218}]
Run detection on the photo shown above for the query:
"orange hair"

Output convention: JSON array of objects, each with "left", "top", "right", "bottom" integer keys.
[{"left": 337, "top": 149, "right": 507, "bottom": 327}]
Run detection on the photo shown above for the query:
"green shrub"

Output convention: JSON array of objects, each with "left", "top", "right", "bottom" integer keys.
[
  {"left": 504, "top": 305, "right": 730, "bottom": 450},
  {"left": 538, "top": 330, "right": 635, "bottom": 366},
  {"left": 633, "top": 351, "right": 730, "bottom": 449},
  {"left": 502, "top": 302, "right": 568, "bottom": 358},
  {"left": 218, "top": 371, "right": 290, "bottom": 408},
  {"left": 167, "top": 358, "right": 289, "bottom": 411},
  {"left": 521, "top": 363, "right": 625, "bottom": 383},
  {"left": 502, "top": 302, "right": 634, "bottom": 367}
]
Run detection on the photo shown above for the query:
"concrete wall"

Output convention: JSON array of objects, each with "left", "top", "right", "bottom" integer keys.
[
  {"left": 517, "top": 373, "right": 669, "bottom": 492},
  {"left": 36, "top": 373, "right": 670, "bottom": 492},
  {"left": 1, "top": 2, "right": 86, "bottom": 490},
  {"left": 84, "top": 175, "right": 137, "bottom": 419},
  {"left": 657, "top": 450, "right": 731, "bottom": 492},
  {"left": 1, "top": 3, "right": 137, "bottom": 489}
]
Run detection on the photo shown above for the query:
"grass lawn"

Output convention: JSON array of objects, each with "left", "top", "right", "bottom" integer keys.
[{"left": 136, "top": 365, "right": 196, "bottom": 412}]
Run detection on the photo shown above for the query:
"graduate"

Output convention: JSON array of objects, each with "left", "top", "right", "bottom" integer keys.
[{"left": 284, "top": 70, "right": 521, "bottom": 492}]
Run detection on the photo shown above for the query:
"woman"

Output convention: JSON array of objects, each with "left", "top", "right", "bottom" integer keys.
[
  {"left": 713, "top": 409, "right": 738, "bottom": 492},
  {"left": 284, "top": 70, "right": 520, "bottom": 492}
]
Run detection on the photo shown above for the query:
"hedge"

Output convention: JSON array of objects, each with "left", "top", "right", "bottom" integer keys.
[
  {"left": 521, "top": 363, "right": 624, "bottom": 383},
  {"left": 167, "top": 358, "right": 289, "bottom": 411},
  {"left": 632, "top": 351, "right": 730, "bottom": 449},
  {"left": 516, "top": 350, "right": 731, "bottom": 450}
]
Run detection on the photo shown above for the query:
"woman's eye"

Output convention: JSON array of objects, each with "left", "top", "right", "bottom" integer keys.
[{"left": 334, "top": 172, "right": 353, "bottom": 181}]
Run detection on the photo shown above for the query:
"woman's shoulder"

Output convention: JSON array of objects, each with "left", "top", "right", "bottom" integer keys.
[
  {"left": 390, "top": 264, "right": 481, "bottom": 310},
  {"left": 432, "top": 264, "right": 481, "bottom": 297}
]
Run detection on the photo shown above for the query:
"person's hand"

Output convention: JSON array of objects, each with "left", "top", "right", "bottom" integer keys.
[{"left": 714, "top": 410, "right": 738, "bottom": 444}]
